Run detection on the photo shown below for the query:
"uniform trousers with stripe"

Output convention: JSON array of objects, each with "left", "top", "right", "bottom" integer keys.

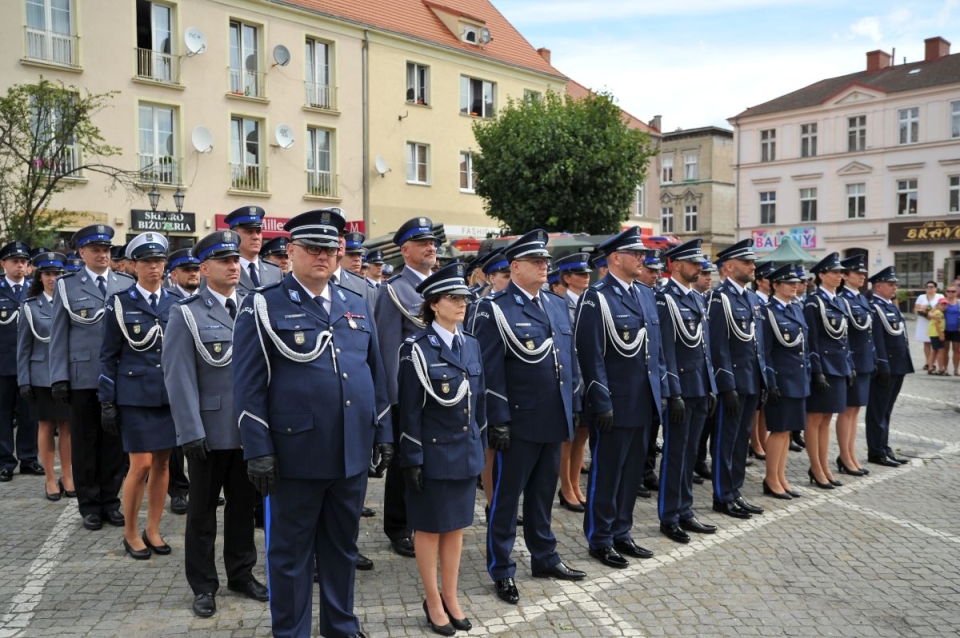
[
  {"left": 659, "top": 396, "right": 708, "bottom": 525},
  {"left": 583, "top": 424, "right": 649, "bottom": 549},
  {"left": 713, "top": 393, "right": 759, "bottom": 503}
]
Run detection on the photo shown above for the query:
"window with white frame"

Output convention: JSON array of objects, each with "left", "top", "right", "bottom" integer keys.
[
  {"left": 406, "top": 62, "right": 429, "bottom": 106},
  {"left": 898, "top": 107, "right": 919, "bottom": 144},
  {"left": 305, "top": 38, "right": 333, "bottom": 109},
  {"left": 523, "top": 89, "right": 542, "bottom": 103},
  {"left": 683, "top": 153, "right": 698, "bottom": 181},
  {"left": 307, "top": 127, "right": 334, "bottom": 197},
  {"left": 25, "top": 0, "right": 76, "bottom": 66},
  {"left": 760, "top": 191, "right": 776, "bottom": 224},
  {"left": 135, "top": 2, "right": 176, "bottom": 83},
  {"left": 230, "top": 116, "right": 264, "bottom": 191},
  {"left": 952, "top": 102, "right": 960, "bottom": 139},
  {"left": 138, "top": 103, "right": 177, "bottom": 184},
  {"left": 460, "top": 76, "right": 495, "bottom": 118},
  {"left": 459, "top": 152, "right": 476, "bottom": 192},
  {"left": 684, "top": 205, "right": 698, "bottom": 232},
  {"left": 633, "top": 185, "right": 645, "bottom": 217},
  {"left": 949, "top": 176, "right": 959, "bottom": 213},
  {"left": 800, "top": 123, "right": 817, "bottom": 158},
  {"left": 30, "top": 92, "right": 79, "bottom": 178},
  {"left": 661, "top": 156, "right": 674, "bottom": 183},
  {"left": 800, "top": 187, "right": 817, "bottom": 222},
  {"left": 660, "top": 206, "right": 674, "bottom": 233},
  {"left": 406, "top": 142, "right": 429, "bottom": 184},
  {"left": 760, "top": 129, "right": 776, "bottom": 162},
  {"left": 229, "top": 20, "right": 261, "bottom": 97},
  {"left": 896, "top": 179, "right": 918, "bottom": 215},
  {"left": 848, "top": 115, "right": 866, "bottom": 152},
  {"left": 846, "top": 183, "right": 866, "bottom": 219}
]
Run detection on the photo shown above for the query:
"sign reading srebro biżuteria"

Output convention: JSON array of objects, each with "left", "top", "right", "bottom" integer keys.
[
  {"left": 888, "top": 219, "right": 960, "bottom": 246},
  {"left": 130, "top": 209, "right": 196, "bottom": 234}
]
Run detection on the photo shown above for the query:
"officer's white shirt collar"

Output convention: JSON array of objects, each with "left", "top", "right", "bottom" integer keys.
[
  {"left": 239, "top": 256, "right": 260, "bottom": 275},
  {"left": 176, "top": 284, "right": 196, "bottom": 298},
  {"left": 431, "top": 320, "right": 461, "bottom": 350},
  {"left": 404, "top": 265, "right": 429, "bottom": 283},
  {"left": 332, "top": 266, "right": 345, "bottom": 284},
  {"left": 43, "top": 292, "right": 53, "bottom": 303},
  {"left": 566, "top": 289, "right": 581, "bottom": 304},
  {"left": 5, "top": 276, "right": 24, "bottom": 287},
  {"left": 756, "top": 290, "right": 769, "bottom": 303},
  {"left": 85, "top": 266, "right": 109, "bottom": 282},
  {"left": 292, "top": 273, "right": 331, "bottom": 314},
  {"left": 818, "top": 285, "right": 836, "bottom": 301},
  {"left": 206, "top": 287, "right": 238, "bottom": 311},
  {"left": 610, "top": 273, "right": 634, "bottom": 295},
  {"left": 726, "top": 278, "right": 746, "bottom": 296},
  {"left": 515, "top": 285, "right": 542, "bottom": 303},
  {"left": 843, "top": 285, "right": 860, "bottom": 296},
  {"left": 670, "top": 276, "right": 692, "bottom": 296},
  {"left": 136, "top": 283, "right": 163, "bottom": 301}
]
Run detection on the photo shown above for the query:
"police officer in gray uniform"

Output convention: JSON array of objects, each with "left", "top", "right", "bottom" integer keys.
[
  {"left": 163, "top": 230, "right": 266, "bottom": 617},
  {"left": 225, "top": 206, "right": 283, "bottom": 294},
  {"left": 49, "top": 225, "right": 135, "bottom": 530}
]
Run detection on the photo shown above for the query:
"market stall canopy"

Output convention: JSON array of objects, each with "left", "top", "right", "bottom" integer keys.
[{"left": 755, "top": 236, "right": 818, "bottom": 267}]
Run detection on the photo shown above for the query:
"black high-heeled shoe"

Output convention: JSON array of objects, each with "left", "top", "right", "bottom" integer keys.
[
  {"left": 762, "top": 479, "right": 792, "bottom": 500},
  {"left": 807, "top": 469, "right": 834, "bottom": 490},
  {"left": 45, "top": 483, "right": 62, "bottom": 501},
  {"left": 58, "top": 479, "right": 77, "bottom": 498},
  {"left": 142, "top": 531, "right": 172, "bottom": 555},
  {"left": 422, "top": 600, "right": 455, "bottom": 636},
  {"left": 836, "top": 457, "right": 865, "bottom": 476},
  {"left": 441, "top": 596, "right": 472, "bottom": 631},
  {"left": 749, "top": 446, "right": 766, "bottom": 460},
  {"left": 828, "top": 478, "right": 843, "bottom": 487},
  {"left": 785, "top": 488, "right": 801, "bottom": 498},
  {"left": 558, "top": 490, "right": 585, "bottom": 513}
]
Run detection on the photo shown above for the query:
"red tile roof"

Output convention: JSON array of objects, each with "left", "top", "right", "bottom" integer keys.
[
  {"left": 566, "top": 79, "right": 659, "bottom": 135},
  {"left": 273, "top": 0, "right": 565, "bottom": 78}
]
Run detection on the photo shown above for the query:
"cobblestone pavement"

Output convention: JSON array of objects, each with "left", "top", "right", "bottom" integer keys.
[{"left": 1, "top": 319, "right": 959, "bottom": 637}]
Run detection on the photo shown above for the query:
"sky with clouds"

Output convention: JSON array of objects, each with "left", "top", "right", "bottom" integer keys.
[{"left": 494, "top": 0, "right": 960, "bottom": 132}]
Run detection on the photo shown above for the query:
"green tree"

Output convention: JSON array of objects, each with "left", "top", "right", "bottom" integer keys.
[
  {"left": 0, "top": 78, "right": 141, "bottom": 246},
  {"left": 472, "top": 90, "right": 655, "bottom": 235}
]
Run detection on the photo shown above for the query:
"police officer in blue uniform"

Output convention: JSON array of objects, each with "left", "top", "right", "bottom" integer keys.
[
  {"left": 225, "top": 206, "right": 284, "bottom": 294},
  {"left": 49, "top": 225, "right": 135, "bottom": 529},
  {"left": 636, "top": 249, "right": 666, "bottom": 497},
  {"left": 375, "top": 216, "right": 438, "bottom": 558},
  {"left": 260, "top": 236, "right": 290, "bottom": 274},
  {"left": 657, "top": 239, "right": 719, "bottom": 541},
  {"left": 331, "top": 221, "right": 378, "bottom": 315},
  {"left": 575, "top": 227, "right": 662, "bottom": 565},
  {"left": 865, "top": 266, "right": 913, "bottom": 467},
  {"left": 342, "top": 231, "right": 366, "bottom": 275},
  {"left": 166, "top": 248, "right": 202, "bottom": 299},
  {"left": 472, "top": 229, "right": 586, "bottom": 605},
  {"left": 234, "top": 209, "right": 392, "bottom": 638},
  {"left": 365, "top": 249, "right": 385, "bottom": 287},
  {"left": 0, "top": 241, "right": 42, "bottom": 481}
]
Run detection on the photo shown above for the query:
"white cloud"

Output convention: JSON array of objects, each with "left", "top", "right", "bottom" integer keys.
[
  {"left": 498, "top": 0, "right": 825, "bottom": 24},
  {"left": 849, "top": 16, "right": 882, "bottom": 42}
]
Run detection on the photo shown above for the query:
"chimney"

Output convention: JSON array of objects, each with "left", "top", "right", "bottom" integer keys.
[
  {"left": 649, "top": 115, "right": 662, "bottom": 132},
  {"left": 866, "top": 49, "right": 892, "bottom": 72},
  {"left": 536, "top": 47, "right": 551, "bottom": 64},
  {"left": 924, "top": 36, "right": 951, "bottom": 62}
]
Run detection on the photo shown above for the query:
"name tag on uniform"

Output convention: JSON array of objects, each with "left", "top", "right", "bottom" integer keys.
[
  {"left": 515, "top": 322, "right": 532, "bottom": 327},
  {"left": 429, "top": 363, "right": 449, "bottom": 368}
]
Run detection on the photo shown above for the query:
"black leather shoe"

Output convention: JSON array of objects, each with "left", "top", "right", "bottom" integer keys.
[
  {"left": 532, "top": 561, "right": 586, "bottom": 580},
  {"left": 791, "top": 432, "right": 806, "bottom": 449},
  {"left": 734, "top": 497, "right": 764, "bottom": 515},
  {"left": 82, "top": 513, "right": 103, "bottom": 530},
  {"left": 170, "top": 495, "right": 188, "bottom": 515},
  {"left": 694, "top": 463, "right": 711, "bottom": 480},
  {"left": 344, "top": 633, "right": 368, "bottom": 638},
  {"left": 192, "top": 592, "right": 216, "bottom": 618},
  {"left": 614, "top": 539, "right": 654, "bottom": 558},
  {"left": 19, "top": 461, "right": 44, "bottom": 475},
  {"left": 712, "top": 501, "right": 752, "bottom": 519},
  {"left": 516, "top": 514, "right": 524, "bottom": 526},
  {"left": 104, "top": 510, "right": 125, "bottom": 526},
  {"left": 692, "top": 474, "right": 704, "bottom": 484},
  {"left": 659, "top": 523, "right": 690, "bottom": 543},
  {"left": 868, "top": 455, "right": 901, "bottom": 467},
  {"left": 217, "top": 496, "right": 225, "bottom": 506},
  {"left": 361, "top": 506, "right": 376, "bottom": 517},
  {"left": 0, "top": 468, "right": 12, "bottom": 482},
  {"left": 744, "top": 458, "right": 754, "bottom": 467},
  {"left": 788, "top": 440, "right": 803, "bottom": 452},
  {"left": 588, "top": 545, "right": 629, "bottom": 568},
  {"left": 495, "top": 577, "right": 519, "bottom": 604},
  {"left": 888, "top": 452, "right": 909, "bottom": 465},
  {"left": 636, "top": 485, "right": 651, "bottom": 498},
  {"left": 391, "top": 536, "right": 416, "bottom": 558},
  {"left": 123, "top": 538, "right": 151, "bottom": 560},
  {"left": 679, "top": 516, "right": 717, "bottom": 534},
  {"left": 356, "top": 553, "right": 374, "bottom": 571},
  {"left": 643, "top": 478, "right": 660, "bottom": 493},
  {"left": 228, "top": 579, "right": 269, "bottom": 602},
  {"left": 142, "top": 531, "right": 171, "bottom": 555},
  {"left": 558, "top": 490, "right": 585, "bottom": 513}
]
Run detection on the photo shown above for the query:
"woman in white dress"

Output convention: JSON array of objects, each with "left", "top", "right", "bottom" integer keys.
[{"left": 914, "top": 281, "right": 943, "bottom": 371}]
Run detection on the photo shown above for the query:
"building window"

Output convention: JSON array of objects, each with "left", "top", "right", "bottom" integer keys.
[
  {"left": 898, "top": 107, "right": 919, "bottom": 145},
  {"left": 138, "top": 103, "right": 178, "bottom": 185},
  {"left": 848, "top": 116, "right": 866, "bottom": 152},
  {"left": 846, "top": 183, "right": 866, "bottom": 219},
  {"left": 896, "top": 179, "right": 918, "bottom": 215},
  {"left": 25, "top": 0, "right": 77, "bottom": 66},
  {"left": 760, "top": 129, "right": 776, "bottom": 162},
  {"left": 660, "top": 207, "right": 674, "bottom": 233},
  {"left": 459, "top": 152, "right": 476, "bottom": 192},
  {"left": 135, "top": 2, "right": 178, "bottom": 84},
  {"left": 306, "top": 127, "right": 335, "bottom": 197},
  {"left": 760, "top": 191, "right": 776, "bottom": 224},
  {"left": 633, "top": 185, "right": 644, "bottom": 218},
  {"left": 952, "top": 102, "right": 960, "bottom": 139},
  {"left": 800, "top": 123, "right": 817, "bottom": 158},
  {"left": 894, "top": 251, "right": 933, "bottom": 289},
  {"left": 800, "top": 187, "right": 817, "bottom": 222},
  {"left": 950, "top": 176, "right": 959, "bottom": 213},
  {"left": 684, "top": 205, "right": 698, "bottom": 232},
  {"left": 523, "top": 89, "right": 542, "bottom": 103},
  {"left": 460, "top": 76, "right": 495, "bottom": 118},
  {"left": 230, "top": 116, "right": 265, "bottom": 191},
  {"left": 683, "top": 153, "right": 698, "bottom": 181},
  {"left": 305, "top": 38, "right": 334, "bottom": 109},
  {"left": 405, "top": 62, "right": 429, "bottom": 106},
  {"left": 661, "top": 156, "right": 674, "bottom": 184},
  {"left": 30, "top": 93, "right": 79, "bottom": 178},
  {"left": 406, "top": 142, "right": 429, "bottom": 184},
  {"left": 229, "top": 20, "right": 262, "bottom": 98}
]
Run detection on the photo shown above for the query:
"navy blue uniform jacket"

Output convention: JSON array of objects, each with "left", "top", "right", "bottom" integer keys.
[
  {"left": 762, "top": 298, "right": 811, "bottom": 399},
  {"left": 656, "top": 279, "right": 716, "bottom": 398},
  {"left": 803, "top": 288, "right": 854, "bottom": 377}
]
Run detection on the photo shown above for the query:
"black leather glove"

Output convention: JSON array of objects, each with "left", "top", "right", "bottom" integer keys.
[
  {"left": 707, "top": 393, "right": 717, "bottom": 417},
  {"left": 19, "top": 385, "right": 33, "bottom": 402},
  {"left": 758, "top": 388, "right": 768, "bottom": 410},
  {"left": 404, "top": 465, "right": 424, "bottom": 492},
  {"left": 247, "top": 454, "right": 278, "bottom": 495},
  {"left": 101, "top": 402, "right": 119, "bottom": 435},
  {"left": 375, "top": 442, "right": 394, "bottom": 475},
  {"left": 847, "top": 370, "right": 857, "bottom": 388},
  {"left": 812, "top": 373, "right": 830, "bottom": 395},
  {"left": 876, "top": 371, "right": 891, "bottom": 388},
  {"left": 51, "top": 381, "right": 70, "bottom": 404},
  {"left": 668, "top": 396, "right": 685, "bottom": 425},
  {"left": 489, "top": 423, "right": 510, "bottom": 451},
  {"left": 369, "top": 446, "right": 381, "bottom": 477},
  {"left": 768, "top": 386, "right": 782, "bottom": 406},
  {"left": 720, "top": 390, "right": 740, "bottom": 416},
  {"left": 182, "top": 438, "right": 208, "bottom": 462},
  {"left": 594, "top": 410, "right": 614, "bottom": 432},
  {"left": 572, "top": 412, "right": 581, "bottom": 429}
]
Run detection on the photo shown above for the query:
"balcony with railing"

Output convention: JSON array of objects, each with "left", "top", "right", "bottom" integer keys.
[
  {"left": 228, "top": 67, "right": 266, "bottom": 99},
  {"left": 33, "top": 146, "right": 81, "bottom": 179},
  {"left": 23, "top": 26, "right": 79, "bottom": 68},
  {"left": 136, "top": 48, "right": 181, "bottom": 85},
  {"left": 306, "top": 170, "right": 338, "bottom": 198},
  {"left": 138, "top": 154, "right": 181, "bottom": 185},
  {"left": 304, "top": 82, "right": 337, "bottom": 111},
  {"left": 230, "top": 163, "right": 267, "bottom": 192}
]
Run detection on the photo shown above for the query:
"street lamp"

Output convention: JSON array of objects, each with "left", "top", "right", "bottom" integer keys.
[
  {"left": 173, "top": 186, "right": 184, "bottom": 213},
  {"left": 147, "top": 184, "right": 161, "bottom": 212}
]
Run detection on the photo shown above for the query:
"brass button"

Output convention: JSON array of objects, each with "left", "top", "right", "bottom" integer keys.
[{"left": 287, "top": 428, "right": 292, "bottom": 433}]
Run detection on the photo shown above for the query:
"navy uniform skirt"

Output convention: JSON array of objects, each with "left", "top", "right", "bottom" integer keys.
[
  {"left": 806, "top": 374, "right": 847, "bottom": 415},
  {"left": 29, "top": 386, "right": 71, "bottom": 422},
  {"left": 845, "top": 371, "right": 872, "bottom": 407},
  {"left": 764, "top": 396, "right": 805, "bottom": 432},
  {"left": 406, "top": 477, "right": 476, "bottom": 534},
  {"left": 119, "top": 405, "right": 177, "bottom": 453}
]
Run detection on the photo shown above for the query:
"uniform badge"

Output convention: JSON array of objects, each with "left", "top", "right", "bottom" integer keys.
[
  {"left": 427, "top": 335, "right": 440, "bottom": 347},
  {"left": 526, "top": 340, "right": 535, "bottom": 350},
  {"left": 0, "top": 311, "right": 5, "bottom": 319},
  {"left": 133, "top": 324, "right": 141, "bottom": 335},
  {"left": 294, "top": 331, "right": 305, "bottom": 345},
  {"left": 289, "top": 290, "right": 301, "bottom": 303},
  {"left": 441, "top": 382, "right": 450, "bottom": 394},
  {"left": 830, "top": 318, "right": 836, "bottom": 326},
  {"left": 213, "top": 343, "right": 222, "bottom": 354},
  {"left": 784, "top": 333, "right": 791, "bottom": 341},
  {"left": 514, "top": 294, "right": 523, "bottom": 306},
  {"left": 689, "top": 322, "right": 696, "bottom": 332},
  {"left": 80, "top": 309, "right": 87, "bottom": 318},
  {"left": 205, "top": 297, "right": 214, "bottom": 307},
  {"left": 347, "top": 317, "right": 358, "bottom": 329},
  {"left": 623, "top": 331, "right": 630, "bottom": 340}
]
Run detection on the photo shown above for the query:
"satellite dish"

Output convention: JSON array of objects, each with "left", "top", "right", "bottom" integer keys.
[
  {"left": 480, "top": 27, "right": 492, "bottom": 44},
  {"left": 184, "top": 27, "right": 207, "bottom": 56},
  {"left": 274, "top": 124, "right": 295, "bottom": 149},
  {"left": 191, "top": 126, "right": 213, "bottom": 153},
  {"left": 374, "top": 156, "right": 391, "bottom": 177},
  {"left": 273, "top": 45, "right": 291, "bottom": 67}
]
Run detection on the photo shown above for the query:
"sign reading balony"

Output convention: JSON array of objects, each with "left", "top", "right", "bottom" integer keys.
[{"left": 751, "top": 227, "right": 817, "bottom": 251}]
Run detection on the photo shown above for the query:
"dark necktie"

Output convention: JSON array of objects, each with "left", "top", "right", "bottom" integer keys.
[
  {"left": 314, "top": 296, "right": 329, "bottom": 322},
  {"left": 96, "top": 275, "right": 106, "bottom": 297},
  {"left": 225, "top": 298, "right": 237, "bottom": 320},
  {"left": 149, "top": 293, "right": 158, "bottom": 312},
  {"left": 332, "top": 273, "right": 340, "bottom": 286},
  {"left": 248, "top": 263, "right": 260, "bottom": 288},
  {"left": 627, "top": 285, "right": 637, "bottom": 303},
  {"left": 452, "top": 336, "right": 462, "bottom": 361},
  {"left": 13, "top": 284, "right": 22, "bottom": 299}
]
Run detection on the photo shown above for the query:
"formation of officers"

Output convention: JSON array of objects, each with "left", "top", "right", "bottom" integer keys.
[{"left": 0, "top": 207, "right": 916, "bottom": 638}]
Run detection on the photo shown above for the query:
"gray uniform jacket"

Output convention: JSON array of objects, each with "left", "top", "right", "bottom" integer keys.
[
  {"left": 237, "top": 259, "right": 282, "bottom": 295},
  {"left": 49, "top": 270, "right": 135, "bottom": 390},
  {"left": 336, "top": 268, "right": 378, "bottom": 316},
  {"left": 17, "top": 295, "right": 54, "bottom": 388},
  {"left": 163, "top": 288, "right": 242, "bottom": 450},
  {"left": 374, "top": 266, "right": 426, "bottom": 405}
]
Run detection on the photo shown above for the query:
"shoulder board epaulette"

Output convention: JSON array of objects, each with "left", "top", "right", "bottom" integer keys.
[
  {"left": 592, "top": 280, "right": 606, "bottom": 290},
  {"left": 487, "top": 289, "right": 506, "bottom": 300},
  {"left": 24, "top": 295, "right": 39, "bottom": 303},
  {"left": 542, "top": 289, "right": 563, "bottom": 300},
  {"left": 387, "top": 273, "right": 403, "bottom": 284},
  {"left": 115, "top": 272, "right": 136, "bottom": 282},
  {"left": 261, "top": 260, "right": 282, "bottom": 272},
  {"left": 336, "top": 283, "right": 363, "bottom": 298},
  {"left": 177, "top": 294, "right": 203, "bottom": 306},
  {"left": 258, "top": 281, "right": 284, "bottom": 292},
  {"left": 59, "top": 272, "right": 78, "bottom": 280}
]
